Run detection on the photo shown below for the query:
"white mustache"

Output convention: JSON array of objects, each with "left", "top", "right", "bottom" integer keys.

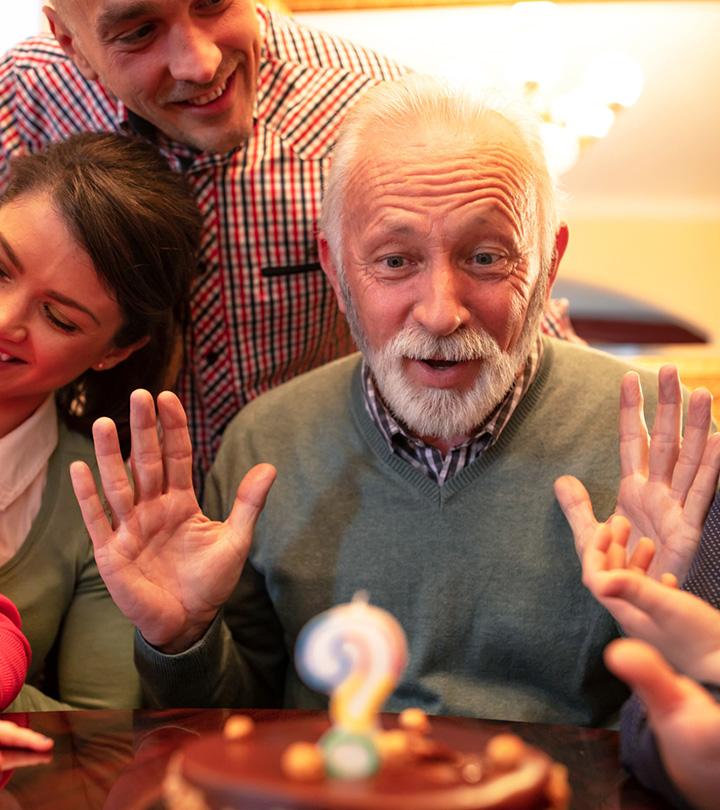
[{"left": 384, "top": 325, "right": 503, "bottom": 363}]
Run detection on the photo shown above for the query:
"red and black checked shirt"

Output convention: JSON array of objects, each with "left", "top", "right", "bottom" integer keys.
[{"left": 0, "top": 5, "right": 577, "bottom": 491}]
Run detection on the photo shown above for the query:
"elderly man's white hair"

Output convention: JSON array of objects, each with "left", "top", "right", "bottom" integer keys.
[{"left": 319, "top": 74, "right": 560, "bottom": 281}]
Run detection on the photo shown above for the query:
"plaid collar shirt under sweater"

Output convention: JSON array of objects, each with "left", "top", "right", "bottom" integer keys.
[{"left": 363, "top": 337, "right": 543, "bottom": 486}]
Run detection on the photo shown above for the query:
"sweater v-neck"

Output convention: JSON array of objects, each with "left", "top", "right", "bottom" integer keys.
[{"left": 350, "top": 339, "right": 555, "bottom": 504}]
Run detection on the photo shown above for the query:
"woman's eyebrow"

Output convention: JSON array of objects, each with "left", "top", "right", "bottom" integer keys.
[
  {"left": 47, "top": 291, "right": 101, "bottom": 326},
  {"left": 0, "top": 230, "right": 101, "bottom": 325},
  {"left": 0, "top": 232, "right": 23, "bottom": 271}
]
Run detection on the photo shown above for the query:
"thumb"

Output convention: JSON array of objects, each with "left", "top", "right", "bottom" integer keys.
[
  {"left": 554, "top": 475, "right": 598, "bottom": 555},
  {"left": 227, "top": 463, "right": 277, "bottom": 541},
  {"left": 604, "top": 639, "right": 690, "bottom": 721}
]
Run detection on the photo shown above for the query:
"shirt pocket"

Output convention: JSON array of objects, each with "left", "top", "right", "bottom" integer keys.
[{"left": 261, "top": 260, "right": 322, "bottom": 278}]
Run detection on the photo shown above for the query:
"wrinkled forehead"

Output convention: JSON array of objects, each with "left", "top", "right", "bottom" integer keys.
[{"left": 345, "top": 123, "right": 539, "bottom": 234}]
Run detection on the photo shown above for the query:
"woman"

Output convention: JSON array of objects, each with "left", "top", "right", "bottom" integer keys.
[{"left": 0, "top": 133, "right": 201, "bottom": 710}]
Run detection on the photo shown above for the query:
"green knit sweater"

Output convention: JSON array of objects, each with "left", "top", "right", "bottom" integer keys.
[
  {"left": 1, "top": 422, "right": 141, "bottom": 711},
  {"left": 138, "top": 338, "right": 660, "bottom": 725}
]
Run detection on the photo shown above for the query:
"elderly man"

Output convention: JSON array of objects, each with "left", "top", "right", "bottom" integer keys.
[
  {"left": 0, "top": 2, "right": 579, "bottom": 490},
  {"left": 71, "top": 76, "right": 720, "bottom": 725}
]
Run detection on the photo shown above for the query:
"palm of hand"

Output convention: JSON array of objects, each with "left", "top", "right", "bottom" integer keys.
[
  {"left": 556, "top": 366, "right": 720, "bottom": 584},
  {"left": 94, "top": 491, "right": 248, "bottom": 648},
  {"left": 72, "top": 390, "right": 276, "bottom": 653},
  {"left": 615, "top": 475, "right": 698, "bottom": 579}
]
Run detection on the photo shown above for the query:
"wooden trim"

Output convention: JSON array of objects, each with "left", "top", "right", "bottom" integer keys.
[{"left": 287, "top": 0, "right": 716, "bottom": 13}]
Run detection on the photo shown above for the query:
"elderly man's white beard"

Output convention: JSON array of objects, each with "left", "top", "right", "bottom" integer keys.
[
  {"left": 338, "top": 273, "right": 547, "bottom": 441},
  {"left": 369, "top": 326, "right": 521, "bottom": 439}
]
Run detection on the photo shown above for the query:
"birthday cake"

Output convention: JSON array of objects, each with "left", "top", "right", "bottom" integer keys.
[
  {"left": 163, "top": 595, "right": 569, "bottom": 809},
  {"left": 164, "top": 712, "right": 569, "bottom": 810}
]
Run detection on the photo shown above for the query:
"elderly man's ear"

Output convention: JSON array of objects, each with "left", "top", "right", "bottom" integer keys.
[
  {"left": 318, "top": 234, "right": 347, "bottom": 315},
  {"left": 547, "top": 223, "right": 570, "bottom": 301},
  {"left": 43, "top": 5, "right": 99, "bottom": 82}
]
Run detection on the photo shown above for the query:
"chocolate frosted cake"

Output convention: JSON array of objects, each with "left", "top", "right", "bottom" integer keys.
[
  {"left": 164, "top": 713, "right": 570, "bottom": 810},
  {"left": 165, "top": 598, "right": 569, "bottom": 809}
]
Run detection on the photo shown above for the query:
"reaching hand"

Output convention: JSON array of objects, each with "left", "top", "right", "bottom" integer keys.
[
  {"left": 606, "top": 638, "right": 720, "bottom": 810},
  {"left": 70, "top": 390, "right": 276, "bottom": 653},
  {"left": 555, "top": 365, "right": 720, "bottom": 582},
  {"left": 584, "top": 519, "right": 720, "bottom": 683}
]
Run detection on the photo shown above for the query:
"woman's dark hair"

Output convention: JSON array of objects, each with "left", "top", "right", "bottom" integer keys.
[{"left": 2, "top": 133, "right": 202, "bottom": 454}]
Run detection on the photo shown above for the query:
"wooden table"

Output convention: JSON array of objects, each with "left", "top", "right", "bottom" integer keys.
[{"left": 0, "top": 708, "right": 673, "bottom": 809}]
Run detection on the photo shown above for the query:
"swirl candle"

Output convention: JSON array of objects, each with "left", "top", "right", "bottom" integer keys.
[{"left": 295, "top": 592, "right": 408, "bottom": 779}]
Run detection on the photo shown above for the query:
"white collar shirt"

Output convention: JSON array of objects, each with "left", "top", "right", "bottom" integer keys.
[{"left": 0, "top": 397, "right": 58, "bottom": 564}]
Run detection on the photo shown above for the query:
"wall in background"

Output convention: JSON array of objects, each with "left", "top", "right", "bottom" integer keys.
[
  {"left": 297, "top": 1, "right": 720, "bottom": 343},
  {"left": 0, "top": 7, "right": 45, "bottom": 54}
]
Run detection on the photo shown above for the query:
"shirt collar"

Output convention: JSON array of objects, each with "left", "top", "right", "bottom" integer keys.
[{"left": 0, "top": 397, "right": 58, "bottom": 510}]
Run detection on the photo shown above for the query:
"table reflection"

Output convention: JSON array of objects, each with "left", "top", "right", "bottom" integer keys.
[{"left": 0, "top": 708, "right": 672, "bottom": 809}]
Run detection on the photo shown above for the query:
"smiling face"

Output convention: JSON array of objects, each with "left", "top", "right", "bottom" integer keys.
[
  {"left": 0, "top": 192, "right": 134, "bottom": 436},
  {"left": 46, "top": 0, "right": 261, "bottom": 153},
  {"left": 321, "top": 123, "right": 565, "bottom": 448}
]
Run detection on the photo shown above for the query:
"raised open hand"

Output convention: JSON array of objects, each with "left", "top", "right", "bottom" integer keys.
[
  {"left": 70, "top": 390, "right": 276, "bottom": 653},
  {"left": 555, "top": 365, "right": 720, "bottom": 582}
]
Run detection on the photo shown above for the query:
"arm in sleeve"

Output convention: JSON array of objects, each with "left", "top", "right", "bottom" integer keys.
[
  {"left": 619, "top": 691, "right": 713, "bottom": 810},
  {"left": 135, "top": 557, "right": 287, "bottom": 708},
  {"left": 0, "top": 594, "right": 31, "bottom": 710},
  {"left": 683, "top": 490, "right": 720, "bottom": 610},
  {"left": 53, "top": 550, "right": 141, "bottom": 710}
]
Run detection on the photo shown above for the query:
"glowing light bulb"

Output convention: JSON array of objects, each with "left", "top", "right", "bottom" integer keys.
[
  {"left": 540, "top": 122, "right": 580, "bottom": 177},
  {"left": 551, "top": 90, "right": 616, "bottom": 139},
  {"left": 583, "top": 53, "right": 645, "bottom": 108}
]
